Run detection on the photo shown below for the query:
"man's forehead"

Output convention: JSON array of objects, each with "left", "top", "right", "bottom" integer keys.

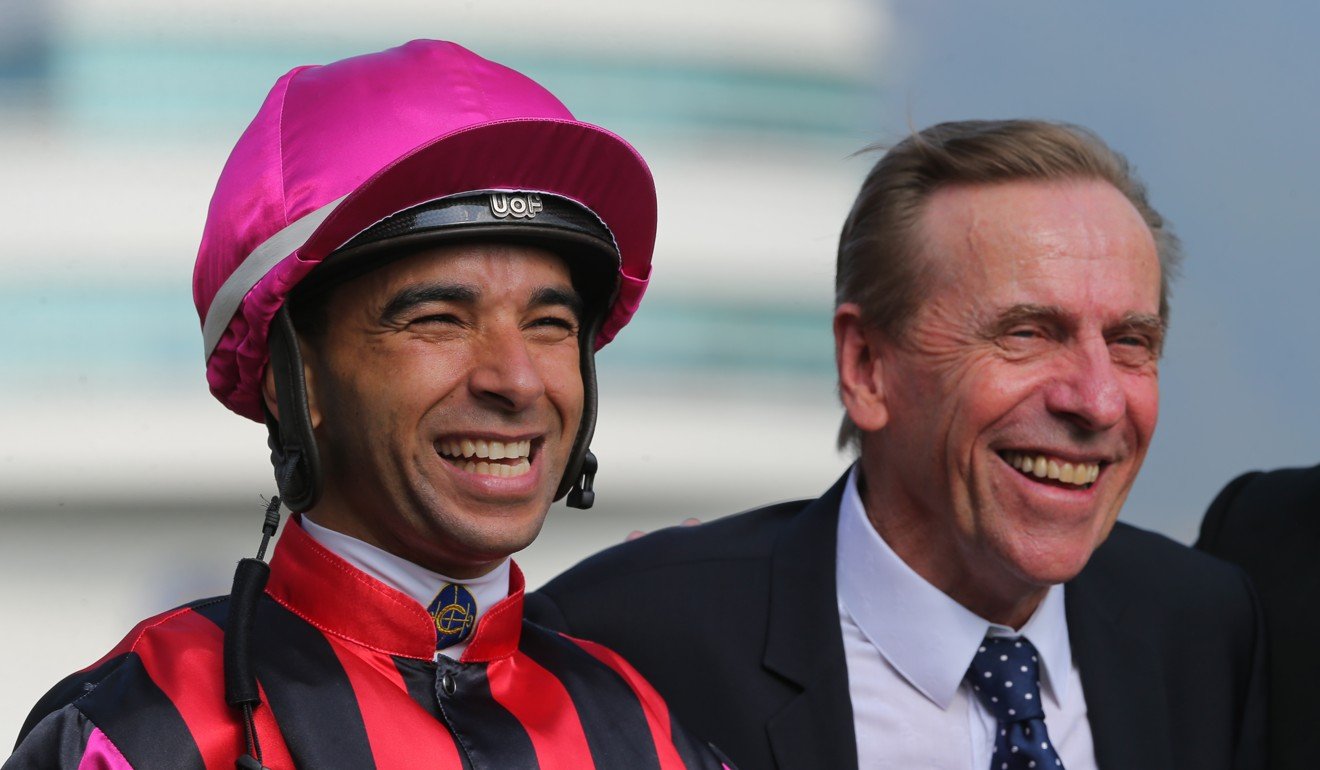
[
  {"left": 919, "top": 180, "right": 1156, "bottom": 265},
  {"left": 914, "top": 178, "right": 1162, "bottom": 313},
  {"left": 339, "top": 242, "right": 576, "bottom": 301}
]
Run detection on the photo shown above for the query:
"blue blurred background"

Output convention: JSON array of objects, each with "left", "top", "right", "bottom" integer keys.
[{"left": 2, "top": 0, "right": 1317, "bottom": 747}]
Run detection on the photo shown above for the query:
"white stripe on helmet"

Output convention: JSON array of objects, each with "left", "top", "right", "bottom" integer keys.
[{"left": 202, "top": 194, "right": 349, "bottom": 360}]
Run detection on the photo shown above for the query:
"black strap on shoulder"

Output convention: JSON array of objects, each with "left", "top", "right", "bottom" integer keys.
[
  {"left": 225, "top": 558, "right": 269, "bottom": 709},
  {"left": 224, "top": 494, "right": 283, "bottom": 770}
]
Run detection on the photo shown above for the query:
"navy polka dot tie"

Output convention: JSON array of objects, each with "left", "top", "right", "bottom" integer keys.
[{"left": 968, "top": 636, "right": 1065, "bottom": 770}]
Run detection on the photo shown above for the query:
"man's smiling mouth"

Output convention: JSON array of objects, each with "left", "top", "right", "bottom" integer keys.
[
  {"left": 1000, "top": 450, "right": 1100, "bottom": 488},
  {"left": 438, "top": 438, "right": 534, "bottom": 477}
]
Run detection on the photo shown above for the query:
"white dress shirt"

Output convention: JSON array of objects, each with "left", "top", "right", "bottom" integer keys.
[
  {"left": 836, "top": 468, "right": 1098, "bottom": 769},
  {"left": 301, "top": 515, "right": 510, "bottom": 661}
]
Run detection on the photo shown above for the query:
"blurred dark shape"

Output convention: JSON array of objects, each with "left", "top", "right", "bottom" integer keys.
[{"left": 0, "top": 0, "right": 54, "bottom": 111}]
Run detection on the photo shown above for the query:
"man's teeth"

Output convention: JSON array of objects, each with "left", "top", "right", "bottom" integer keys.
[
  {"left": 460, "top": 459, "right": 532, "bottom": 478},
  {"left": 440, "top": 439, "right": 532, "bottom": 461},
  {"left": 1002, "top": 451, "right": 1099, "bottom": 486},
  {"left": 439, "top": 439, "right": 533, "bottom": 475}
]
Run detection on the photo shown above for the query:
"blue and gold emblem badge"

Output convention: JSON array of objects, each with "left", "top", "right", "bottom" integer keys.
[{"left": 427, "top": 583, "right": 477, "bottom": 651}]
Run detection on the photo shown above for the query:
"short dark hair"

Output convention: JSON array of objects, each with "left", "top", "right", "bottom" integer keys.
[{"left": 835, "top": 119, "right": 1181, "bottom": 449}]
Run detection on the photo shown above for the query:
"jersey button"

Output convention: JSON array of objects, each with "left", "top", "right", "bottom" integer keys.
[{"left": 440, "top": 672, "right": 457, "bottom": 696}]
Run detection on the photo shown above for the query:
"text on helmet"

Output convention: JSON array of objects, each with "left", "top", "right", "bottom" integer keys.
[{"left": 490, "top": 193, "right": 543, "bottom": 219}]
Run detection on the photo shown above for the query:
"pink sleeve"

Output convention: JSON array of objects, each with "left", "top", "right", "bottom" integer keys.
[{"left": 77, "top": 728, "right": 133, "bottom": 770}]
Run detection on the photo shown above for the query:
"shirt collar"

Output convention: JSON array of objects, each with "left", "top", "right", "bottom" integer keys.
[
  {"left": 301, "top": 515, "right": 511, "bottom": 660},
  {"left": 268, "top": 515, "right": 522, "bottom": 662},
  {"left": 836, "top": 466, "right": 1073, "bottom": 710}
]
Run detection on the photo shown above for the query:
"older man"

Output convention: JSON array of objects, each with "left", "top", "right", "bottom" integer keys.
[
  {"left": 528, "top": 120, "right": 1267, "bottom": 770},
  {"left": 7, "top": 41, "right": 730, "bottom": 770}
]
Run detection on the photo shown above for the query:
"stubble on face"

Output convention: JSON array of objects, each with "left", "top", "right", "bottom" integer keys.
[{"left": 301, "top": 244, "right": 585, "bottom": 578}]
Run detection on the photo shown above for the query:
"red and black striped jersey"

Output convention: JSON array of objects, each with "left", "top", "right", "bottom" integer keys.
[{"left": 7, "top": 519, "right": 734, "bottom": 770}]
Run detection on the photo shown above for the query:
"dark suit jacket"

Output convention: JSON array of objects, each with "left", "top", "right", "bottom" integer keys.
[
  {"left": 528, "top": 475, "right": 1267, "bottom": 770},
  {"left": 1198, "top": 463, "right": 1320, "bottom": 770}
]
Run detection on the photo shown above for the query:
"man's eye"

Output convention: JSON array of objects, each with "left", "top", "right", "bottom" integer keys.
[
  {"left": 1001, "top": 326, "right": 1050, "bottom": 344},
  {"left": 1109, "top": 335, "right": 1156, "bottom": 366},
  {"left": 994, "top": 324, "right": 1057, "bottom": 355},
  {"left": 1109, "top": 331, "right": 1158, "bottom": 350},
  {"left": 532, "top": 315, "right": 577, "bottom": 331},
  {"left": 526, "top": 315, "right": 580, "bottom": 341},
  {"left": 412, "top": 313, "right": 461, "bottom": 326}
]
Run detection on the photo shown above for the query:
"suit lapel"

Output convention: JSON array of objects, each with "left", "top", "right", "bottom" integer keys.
[
  {"left": 1066, "top": 552, "right": 1175, "bottom": 770},
  {"left": 762, "top": 474, "right": 858, "bottom": 770}
]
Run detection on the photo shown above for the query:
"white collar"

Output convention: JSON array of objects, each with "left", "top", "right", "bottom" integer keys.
[
  {"left": 300, "top": 515, "right": 511, "bottom": 659},
  {"left": 836, "top": 466, "right": 1073, "bottom": 710}
]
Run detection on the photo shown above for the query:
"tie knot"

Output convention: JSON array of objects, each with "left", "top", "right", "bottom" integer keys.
[{"left": 967, "top": 636, "right": 1046, "bottom": 722}]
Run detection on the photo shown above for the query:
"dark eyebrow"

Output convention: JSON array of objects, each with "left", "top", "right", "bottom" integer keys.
[
  {"left": 379, "top": 283, "right": 583, "bottom": 324},
  {"left": 529, "top": 286, "right": 584, "bottom": 320},
  {"left": 380, "top": 284, "right": 478, "bottom": 323}
]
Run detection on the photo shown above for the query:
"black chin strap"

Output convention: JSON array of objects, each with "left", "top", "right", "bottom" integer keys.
[
  {"left": 566, "top": 450, "right": 598, "bottom": 509},
  {"left": 265, "top": 307, "right": 321, "bottom": 513},
  {"left": 557, "top": 299, "right": 605, "bottom": 509}
]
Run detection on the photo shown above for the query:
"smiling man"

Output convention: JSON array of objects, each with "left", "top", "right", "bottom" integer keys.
[
  {"left": 290, "top": 243, "right": 590, "bottom": 578},
  {"left": 6, "top": 41, "right": 732, "bottom": 770},
  {"left": 528, "top": 120, "right": 1267, "bottom": 770}
]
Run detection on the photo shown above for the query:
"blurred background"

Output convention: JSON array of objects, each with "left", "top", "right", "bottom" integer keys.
[{"left": 2, "top": 0, "right": 1317, "bottom": 748}]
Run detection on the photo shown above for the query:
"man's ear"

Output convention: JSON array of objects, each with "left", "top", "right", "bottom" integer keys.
[
  {"left": 834, "top": 303, "right": 889, "bottom": 433},
  {"left": 261, "top": 335, "right": 322, "bottom": 430}
]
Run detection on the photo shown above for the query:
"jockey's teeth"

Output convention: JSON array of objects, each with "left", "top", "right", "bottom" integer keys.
[
  {"left": 441, "top": 439, "right": 532, "bottom": 461},
  {"left": 1002, "top": 451, "right": 1100, "bottom": 487},
  {"left": 462, "top": 459, "right": 532, "bottom": 477}
]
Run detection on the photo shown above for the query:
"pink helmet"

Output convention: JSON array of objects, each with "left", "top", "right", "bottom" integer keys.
[
  {"left": 194, "top": 39, "right": 655, "bottom": 422},
  {"left": 193, "top": 40, "right": 656, "bottom": 510}
]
